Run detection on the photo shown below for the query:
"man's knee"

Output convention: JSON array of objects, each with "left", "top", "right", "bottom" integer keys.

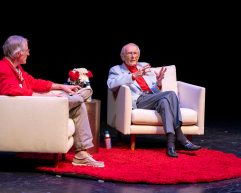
[
  {"left": 166, "top": 90, "right": 176, "bottom": 96},
  {"left": 68, "top": 95, "right": 84, "bottom": 109}
]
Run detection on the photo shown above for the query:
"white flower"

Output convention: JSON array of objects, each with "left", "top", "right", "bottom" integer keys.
[{"left": 74, "top": 68, "right": 90, "bottom": 82}]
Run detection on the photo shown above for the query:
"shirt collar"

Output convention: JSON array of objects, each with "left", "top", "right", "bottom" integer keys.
[{"left": 124, "top": 63, "right": 137, "bottom": 73}]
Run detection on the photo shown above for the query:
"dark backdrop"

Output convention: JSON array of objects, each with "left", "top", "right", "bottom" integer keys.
[{"left": 1, "top": 4, "right": 240, "bottom": 124}]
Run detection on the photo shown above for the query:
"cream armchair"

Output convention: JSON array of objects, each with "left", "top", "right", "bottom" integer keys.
[
  {"left": 107, "top": 65, "right": 205, "bottom": 150},
  {"left": 0, "top": 95, "right": 75, "bottom": 159}
]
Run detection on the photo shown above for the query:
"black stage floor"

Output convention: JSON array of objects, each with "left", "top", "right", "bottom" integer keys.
[{"left": 1, "top": 119, "right": 241, "bottom": 193}]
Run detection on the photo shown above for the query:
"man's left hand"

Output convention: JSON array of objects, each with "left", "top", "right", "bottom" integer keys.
[{"left": 155, "top": 67, "right": 167, "bottom": 87}]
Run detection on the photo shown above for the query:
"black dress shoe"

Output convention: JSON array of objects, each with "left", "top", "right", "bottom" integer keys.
[
  {"left": 184, "top": 140, "right": 201, "bottom": 151},
  {"left": 167, "top": 147, "right": 178, "bottom": 157}
]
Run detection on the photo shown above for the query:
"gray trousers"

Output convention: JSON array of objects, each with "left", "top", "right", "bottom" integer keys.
[
  {"left": 136, "top": 91, "right": 182, "bottom": 134},
  {"left": 66, "top": 94, "right": 94, "bottom": 151}
]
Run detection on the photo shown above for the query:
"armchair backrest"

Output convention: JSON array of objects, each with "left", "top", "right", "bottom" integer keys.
[{"left": 152, "top": 65, "right": 178, "bottom": 95}]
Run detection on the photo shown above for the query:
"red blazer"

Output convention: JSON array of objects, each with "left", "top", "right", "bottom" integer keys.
[{"left": 0, "top": 57, "right": 53, "bottom": 96}]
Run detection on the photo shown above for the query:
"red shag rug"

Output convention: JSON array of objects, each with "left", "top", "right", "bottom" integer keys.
[{"left": 18, "top": 146, "right": 241, "bottom": 184}]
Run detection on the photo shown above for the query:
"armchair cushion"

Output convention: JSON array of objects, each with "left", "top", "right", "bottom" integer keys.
[{"left": 131, "top": 108, "right": 197, "bottom": 126}]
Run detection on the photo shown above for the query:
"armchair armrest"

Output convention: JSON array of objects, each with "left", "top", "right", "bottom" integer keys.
[
  {"left": 107, "top": 85, "right": 132, "bottom": 134},
  {"left": 177, "top": 81, "right": 206, "bottom": 133},
  {"left": 116, "top": 85, "right": 132, "bottom": 134}
]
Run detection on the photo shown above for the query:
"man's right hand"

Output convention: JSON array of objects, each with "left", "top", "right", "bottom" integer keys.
[{"left": 132, "top": 64, "right": 151, "bottom": 79}]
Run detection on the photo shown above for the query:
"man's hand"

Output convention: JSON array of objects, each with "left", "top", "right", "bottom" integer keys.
[
  {"left": 155, "top": 67, "right": 167, "bottom": 88},
  {"left": 61, "top": 85, "right": 81, "bottom": 95},
  {"left": 51, "top": 83, "right": 81, "bottom": 95},
  {"left": 132, "top": 64, "right": 151, "bottom": 79}
]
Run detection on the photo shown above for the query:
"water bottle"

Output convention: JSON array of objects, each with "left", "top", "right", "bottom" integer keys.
[{"left": 104, "top": 130, "right": 112, "bottom": 149}]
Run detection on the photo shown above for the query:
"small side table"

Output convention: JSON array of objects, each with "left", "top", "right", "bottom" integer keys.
[{"left": 85, "top": 99, "right": 101, "bottom": 153}]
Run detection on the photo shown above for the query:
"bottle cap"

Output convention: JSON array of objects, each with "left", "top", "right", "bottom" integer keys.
[{"left": 105, "top": 130, "right": 110, "bottom": 137}]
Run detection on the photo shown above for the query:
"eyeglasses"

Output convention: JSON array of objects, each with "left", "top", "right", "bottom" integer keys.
[
  {"left": 126, "top": 52, "right": 138, "bottom": 56},
  {"left": 22, "top": 48, "right": 30, "bottom": 53}
]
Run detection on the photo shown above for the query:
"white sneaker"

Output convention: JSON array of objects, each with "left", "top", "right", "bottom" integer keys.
[{"left": 72, "top": 152, "right": 104, "bottom": 167}]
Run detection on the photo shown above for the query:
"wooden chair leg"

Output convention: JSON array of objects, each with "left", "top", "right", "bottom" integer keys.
[
  {"left": 131, "top": 134, "right": 136, "bottom": 150},
  {"left": 53, "top": 153, "right": 66, "bottom": 168},
  {"left": 53, "top": 153, "right": 60, "bottom": 167},
  {"left": 62, "top": 153, "right": 66, "bottom": 161}
]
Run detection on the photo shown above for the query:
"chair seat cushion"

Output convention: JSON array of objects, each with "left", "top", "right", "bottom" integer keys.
[{"left": 131, "top": 108, "right": 197, "bottom": 126}]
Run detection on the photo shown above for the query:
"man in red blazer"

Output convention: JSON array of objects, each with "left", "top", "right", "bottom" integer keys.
[{"left": 0, "top": 35, "right": 104, "bottom": 167}]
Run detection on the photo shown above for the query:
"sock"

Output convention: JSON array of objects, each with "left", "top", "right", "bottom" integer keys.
[
  {"left": 175, "top": 127, "right": 187, "bottom": 145},
  {"left": 75, "top": 150, "right": 88, "bottom": 159},
  {"left": 166, "top": 133, "right": 176, "bottom": 148}
]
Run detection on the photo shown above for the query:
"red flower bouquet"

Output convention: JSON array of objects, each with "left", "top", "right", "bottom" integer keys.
[{"left": 68, "top": 68, "right": 93, "bottom": 88}]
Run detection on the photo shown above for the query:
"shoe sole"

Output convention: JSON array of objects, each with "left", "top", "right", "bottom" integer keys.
[
  {"left": 167, "top": 154, "right": 178, "bottom": 158},
  {"left": 184, "top": 147, "right": 202, "bottom": 151},
  {"left": 72, "top": 161, "right": 105, "bottom": 167}
]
